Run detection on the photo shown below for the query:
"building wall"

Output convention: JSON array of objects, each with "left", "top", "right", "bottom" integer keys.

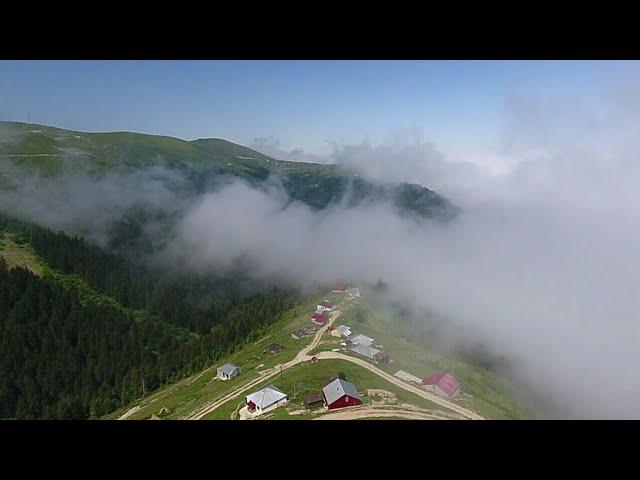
[
  {"left": 327, "top": 395, "right": 363, "bottom": 410},
  {"left": 435, "top": 385, "right": 459, "bottom": 398},
  {"left": 261, "top": 398, "right": 288, "bottom": 413}
]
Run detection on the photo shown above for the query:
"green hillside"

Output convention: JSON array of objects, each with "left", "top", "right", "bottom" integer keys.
[{"left": 0, "top": 121, "right": 458, "bottom": 220}]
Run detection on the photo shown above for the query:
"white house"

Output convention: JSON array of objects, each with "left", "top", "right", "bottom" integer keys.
[
  {"left": 245, "top": 385, "right": 288, "bottom": 414},
  {"left": 217, "top": 363, "right": 242, "bottom": 380}
]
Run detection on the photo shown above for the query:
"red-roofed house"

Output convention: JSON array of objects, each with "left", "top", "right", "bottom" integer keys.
[
  {"left": 332, "top": 282, "right": 347, "bottom": 293},
  {"left": 311, "top": 312, "right": 327, "bottom": 325},
  {"left": 421, "top": 372, "right": 461, "bottom": 398}
]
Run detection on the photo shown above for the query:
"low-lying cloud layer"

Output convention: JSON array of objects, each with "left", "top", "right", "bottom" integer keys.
[
  {"left": 176, "top": 88, "right": 640, "bottom": 418},
  {"left": 3, "top": 82, "right": 640, "bottom": 418},
  {"left": 0, "top": 165, "right": 193, "bottom": 245}
]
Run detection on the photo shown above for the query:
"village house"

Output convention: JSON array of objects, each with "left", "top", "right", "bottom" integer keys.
[
  {"left": 349, "top": 343, "right": 378, "bottom": 359},
  {"left": 330, "top": 324, "right": 352, "bottom": 338},
  {"left": 311, "top": 312, "right": 327, "bottom": 326},
  {"left": 349, "top": 343, "right": 389, "bottom": 364},
  {"left": 316, "top": 300, "right": 335, "bottom": 313},
  {"left": 245, "top": 385, "right": 288, "bottom": 414},
  {"left": 291, "top": 327, "right": 314, "bottom": 340},
  {"left": 304, "top": 392, "right": 324, "bottom": 409},
  {"left": 393, "top": 370, "right": 422, "bottom": 384},
  {"left": 291, "top": 329, "right": 305, "bottom": 340},
  {"left": 349, "top": 333, "right": 374, "bottom": 347},
  {"left": 421, "top": 372, "right": 461, "bottom": 398},
  {"left": 216, "top": 363, "right": 242, "bottom": 380},
  {"left": 322, "top": 378, "right": 363, "bottom": 410},
  {"left": 373, "top": 350, "right": 390, "bottom": 364},
  {"left": 263, "top": 343, "right": 284, "bottom": 355},
  {"left": 332, "top": 282, "right": 348, "bottom": 293},
  {"left": 345, "top": 287, "right": 361, "bottom": 298}
]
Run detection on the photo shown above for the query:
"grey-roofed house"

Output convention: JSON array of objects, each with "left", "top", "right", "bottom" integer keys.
[
  {"left": 350, "top": 343, "right": 380, "bottom": 359},
  {"left": 335, "top": 325, "right": 352, "bottom": 338},
  {"left": 217, "top": 363, "right": 242, "bottom": 380},
  {"left": 349, "top": 333, "right": 374, "bottom": 347},
  {"left": 245, "top": 384, "right": 288, "bottom": 414},
  {"left": 322, "top": 378, "right": 363, "bottom": 410}
]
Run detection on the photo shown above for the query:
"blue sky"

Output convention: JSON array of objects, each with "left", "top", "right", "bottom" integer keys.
[{"left": 0, "top": 60, "right": 637, "bottom": 154}]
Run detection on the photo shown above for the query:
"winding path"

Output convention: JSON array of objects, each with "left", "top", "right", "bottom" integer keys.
[
  {"left": 185, "top": 308, "right": 343, "bottom": 420},
  {"left": 183, "top": 298, "right": 484, "bottom": 421}
]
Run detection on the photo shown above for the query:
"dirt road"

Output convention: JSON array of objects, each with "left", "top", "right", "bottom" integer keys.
[
  {"left": 177, "top": 295, "right": 483, "bottom": 421},
  {"left": 314, "top": 351, "right": 484, "bottom": 420},
  {"left": 184, "top": 308, "right": 344, "bottom": 420},
  {"left": 118, "top": 405, "right": 142, "bottom": 420},
  {"left": 314, "top": 406, "right": 449, "bottom": 420}
]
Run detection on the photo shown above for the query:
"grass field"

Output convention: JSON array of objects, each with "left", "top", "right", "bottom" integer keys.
[
  {"left": 1, "top": 227, "right": 534, "bottom": 420},
  {"left": 0, "top": 232, "right": 44, "bottom": 275},
  {"left": 107, "top": 292, "right": 348, "bottom": 420},
  {"left": 324, "top": 295, "right": 537, "bottom": 419},
  {"left": 201, "top": 358, "right": 445, "bottom": 420}
]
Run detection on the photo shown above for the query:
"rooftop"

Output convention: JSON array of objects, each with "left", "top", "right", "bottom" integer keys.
[
  {"left": 217, "top": 363, "right": 240, "bottom": 375},
  {"left": 246, "top": 385, "right": 287, "bottom": 409},
  {"left": 322, "top": 378, "right": 361, "bottom": 406}
]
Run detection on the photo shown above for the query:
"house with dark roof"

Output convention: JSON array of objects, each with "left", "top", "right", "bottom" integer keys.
[
  {"left": 263, "top": 343, "right": 284, "bottom": 355},
  {"left": 322, "top": 378, "right": 362, "bottom": 410},
  {"left": 421, "top": 372, "right": 461, "bottom": 398},
  {"left": 291, "top": 327, "right": 314, "bottom": 340},
  {"left": 304, "top": 392, "right": 324, "bottom": 409},
  {"left": 373, "top": 350, "right": 390, "bottom": 364},
  {"left": 216, "top": 363, "right": 242, "bottom": 380}
]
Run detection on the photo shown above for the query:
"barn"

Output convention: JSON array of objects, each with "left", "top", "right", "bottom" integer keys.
[
  {"left": 322, "top": 378, "right": 363, "bottom": 410},
  {"left": 421, "top": 372, "right": 461, "bottom": 398},
  {"left": 216, "top": 363, "right": 241, "bottom": 380},
  {"left": 246, "top": 385, "right": 288, "bottom": 414},
  {"left": 311, "top": 312, "right": 327, "bottom": 325}
]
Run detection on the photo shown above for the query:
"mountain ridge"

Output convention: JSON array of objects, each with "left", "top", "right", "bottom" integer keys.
[{"left": 0, "top": 120, "right": 457, "bottom": 220}]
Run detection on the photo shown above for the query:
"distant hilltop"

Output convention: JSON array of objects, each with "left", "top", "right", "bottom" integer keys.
[{"left": 0, "top": 120, "right": 458, "bottom": 220}]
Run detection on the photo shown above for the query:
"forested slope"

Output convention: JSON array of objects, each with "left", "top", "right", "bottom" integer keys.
[{"left": 0, "top": 215, "right": 302, "bottom": 419}]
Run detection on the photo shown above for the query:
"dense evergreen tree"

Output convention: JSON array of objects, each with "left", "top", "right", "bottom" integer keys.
[{"left": 0, "top": 215, "right": 301, "bottom": 419}]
